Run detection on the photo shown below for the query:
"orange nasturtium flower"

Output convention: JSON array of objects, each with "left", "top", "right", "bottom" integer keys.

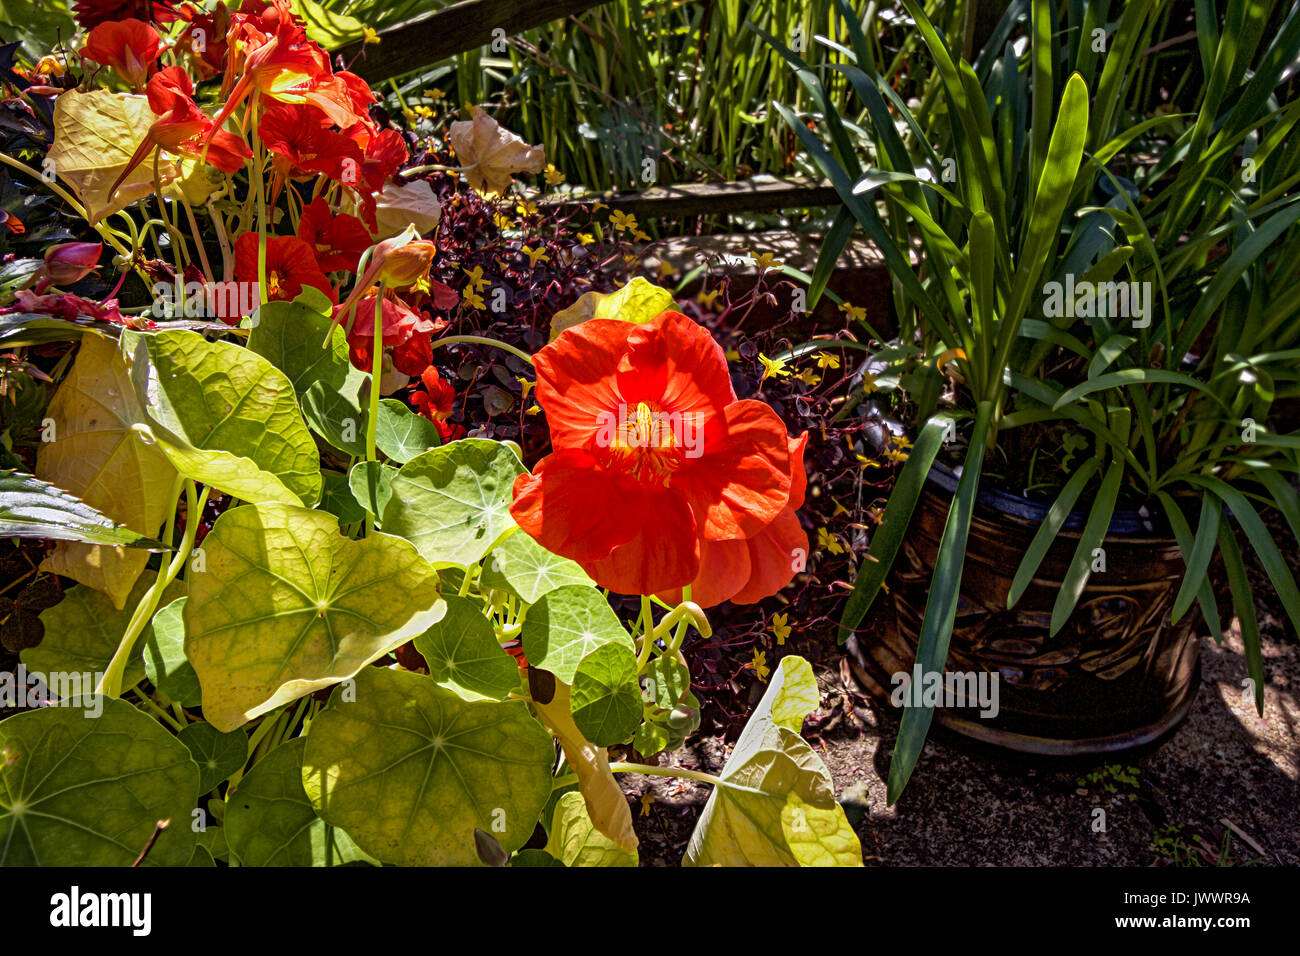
[
  {"left": 510, "top": 311, "right": 808, "bottom": 603},
  {"left": 81, "top": 18, "right": 164, "bottom": 90}
]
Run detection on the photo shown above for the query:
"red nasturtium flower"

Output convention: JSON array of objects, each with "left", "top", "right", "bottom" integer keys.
[
  {"left": 82, "top": 18, "right": 164, "bottom": 90},
  {"left": 297, "top": 197, "right": 371, "bottom": 272},
  {"left": 411, "top": 367, "right": 465, "bottom": 443},
  {"left": 510, "top": 311, "right": 806, "bottom": 601},
  {"left": 338, "top": 291, "right": 447, "bottom": 376},
  {"left": 109, "top": 66, "right": 252, "bottom": 199},
  {"left": 232, "top": 232, "right": 335, "bottom": 315}
]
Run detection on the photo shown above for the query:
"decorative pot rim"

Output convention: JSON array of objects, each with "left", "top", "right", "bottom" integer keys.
[{"left": 924, "top": 456, "right": 1170, "bottom": 537}]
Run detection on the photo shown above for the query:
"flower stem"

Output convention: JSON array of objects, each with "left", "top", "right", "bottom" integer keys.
[
  {"left": 428, "top": 335, "right": 535, "bottom": 366},
  {"left": 609, "top": 761, "right": 724, "bottom": 788},
  {"left": 98, "top": 480, "right": 208, "bottom": 698},
  {"left": 364, "top": 283, "right": 385, "bottom": 536},
  {"left": 635, "top": 595, "right": 655, "bottom": 670}
]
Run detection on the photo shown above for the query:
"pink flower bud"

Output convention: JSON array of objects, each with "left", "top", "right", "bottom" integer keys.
[{"left": 41, "top": 242, "right": 103, "bottom": 286}]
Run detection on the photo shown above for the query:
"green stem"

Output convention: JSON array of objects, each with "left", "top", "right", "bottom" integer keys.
[
  {"left": 129, "top": 683, "right": 185, "bottom": 731},
  {"left": 364, "top": 283, "right": 385, "bottom": 536},
  {"left": 635, "top": 595, "right": 655, "bottom": 670},
  {"left": 98, "top": 481, "right": 208, "bottom": 698},
  {"left": 428, "top": 335, "right": 535, "bottom": 366},
  {"left": 609, "top": 761, "right": 724, "bottom": 788},
  {"left": 0, "top": 151, "right": 131, "bottom": 258}
]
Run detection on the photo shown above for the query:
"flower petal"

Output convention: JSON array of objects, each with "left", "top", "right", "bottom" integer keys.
[
  {"left": 579, "top": 490, "right": 700, "bottom": 596},
  {"left": 655, "top": 536, "right": 751, "bottom": 608},
  {"left": 674, "top": 399, "right": 791, "bottom": 540},
  {"left": 533, "top": 319, "right": 637, "bottom": 449},
  {"left": 729, "top": 507, "right": 808, "bottom": 605},
  {"left": 509, "top": 449, "right": 642, "bottom": 562}
]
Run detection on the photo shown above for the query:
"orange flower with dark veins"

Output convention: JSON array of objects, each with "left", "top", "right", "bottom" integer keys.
[{"left": 510, "top": 311, "right": 801, "bottom": 599}]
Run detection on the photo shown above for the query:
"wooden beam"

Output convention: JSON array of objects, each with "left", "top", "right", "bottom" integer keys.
[
  {"left": 336, "top": 0, "right": 615, "bottom": 84},
  {"left": 541, "top": 177, "right": 842, "bottom": 218}
]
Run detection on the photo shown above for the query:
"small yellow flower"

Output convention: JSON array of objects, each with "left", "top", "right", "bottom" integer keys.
[
  {"left": 522, "top": 245, "right": 550, "bottom": 267},
  {"left": 632, "top": 229, "right": 651, "bottom": 243},
  {"left": 862, "top": 372, "right": 879, "bottom": 394},
  {"left": 639, "top": 793, "right": 654, "bottom": 817},
  {"left": 838, "top": 301, "right": 866, "bottom": 323},
  {"left": 526, "top": 404, "right": 541, "bottom": 416},
  {"left": 492, "top": 212, "right": 514, "bottom": 231},
  {"left": 750, "top": 649, "right": 770, "bottom": 682},
  {"left": 410, "top": 105, "right": 432, "bottom": 119},
  {"left": 856, "top": 453, "right": 883, "bottom": 470},
  {"left": 832, "top": 499, "right": 850, "bottom": 517},
  {"left": 771, "top": 613, "right": 791, "bottom": 646},
  {"left": 516, "top": 376, "right": 534, "bottom": 401},
  {"left": 577, "top": 233, "right": 595, "bottom": 245},
  {"left": 516, "top": 199, "right": 539, "bottom": 217},
  {"left": 796, "top": 368, "right": 822, "bottom": 386},
  {"left": 817, "top": 527, "right": 844, "bottom": 555},
  {"left": 464, "top": 265, "right": 487, "bottom": 292},
  {"left": 815, "top": 353, "right": 840, "bottom": 370},
  {"left": 758, "top": 353, "right": 791, "bottom": 381},
  {"left": 422, "top": 88, "right": 445, "bottom": 101},
  {"left": 695, "top": 288, "right": 722, "bottom": 308},
  {"left": 609, "top": 210, "right": 638, "bottom": 232},
  {"left": 463, "top": 288, "right": 486, "bottom": 310},
  {"left": 362, "top": 26, "right": 381, "bottom": 45},
  {"left": 544, "top": 163, "right": 565, "bottom": 186},
  {"left": 590, "top": 200, "right": 608, "bottom": 213},
  {"left": 410, "top": 275, "right": 431, "bottom": 295},
  {"left": 750, "top": 250, "right": 783, "bottom": 270}
]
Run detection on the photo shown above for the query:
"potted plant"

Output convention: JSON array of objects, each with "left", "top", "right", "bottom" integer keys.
[{"left": 772, "top": 0, "right": 1300, "bottom": 800}]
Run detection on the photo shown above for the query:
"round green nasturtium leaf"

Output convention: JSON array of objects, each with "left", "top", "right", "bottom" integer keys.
[
  {"left": 188, "top": 844, "right": 216, "bottom": 866},
  {"left": 348, "top": 460, "right": 395, "bottom": 519},
  {"left": 184, "top": 502, "right": 446, "bottom": 731},
  {"left": 303, "top": 667, "right": 554, "bottom": 866},
  {"left": 381, "top": 438, "right": 525, "bottom": 567},
  {"left": 413, "top": 595, "right": 520, "bottom": 700},
  {"left": 633, "top": 720, "right": 672, "bottom": 758},
  {"left": 121, "top": 328, "right": 322, "bottom": 507},
  {"left": 570, "top": 642, "right": 642, "bottom": 747},
  {"left": 317, "top": 470, "right": 367, "bottom": 527},
  {"left": 246, "top": 295, "right": 364, "bottom": 403},
  {"left": 545, "top": 791, "right": 637, "bottom": 867},
  {"left": 480, "top": 528, "right": 594, "bottom": 604},
  {"left": 303, "top": 380, "right": 367, "bottom": 457},
  {"left": 25, "top": 573, "right": 183, "bottom": 696},
  {"left": 143, "top": 595, "right": 202, "bottom": 707},
  {"left": 178, "top": 722, "right": 248, "bottom": 793},
  {"left": 195, "top": 824, "right": 228, "bottom": 863},
  {"left": 0, "top": 697, "right": 199, "bottom": 866},
  {"left": 375, "top": 398, "right": 442, "bottom": 463},
  {"left": 519, "top": 585, "right": 632, "bottom": 684},
  {"left": 226, "top": 738, "right": 374, "bottom": 867},
  {"left": 642, "top": 656, "right": 691, "bottom": 713}
]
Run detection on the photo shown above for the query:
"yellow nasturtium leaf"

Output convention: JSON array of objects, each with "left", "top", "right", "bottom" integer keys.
[
  {"left": 37, "top": 333, "right": 178, "bottom": 608},
  {"left": 550, "top": 277, "right": 676, "bottom": 341},
  {"left": 185, "top": 502, "right": 446, "bottom": 731},
  {"left": 48, "top": 89, "right": 178, "bottom": 223},
  {"left": 546, "top": 791, "right": 637, "bottom": 867},
  {"left": 683, "top": 655, "right": 863, "bottom": 867}
]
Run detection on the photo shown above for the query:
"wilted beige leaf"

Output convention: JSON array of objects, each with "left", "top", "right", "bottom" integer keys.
[
  {"left": 49, "top": 89, "right": 178, "bottom": 223},
  {"left": 532, "top": 678, "right": 638, "bottom": 853},
  {"left": 38, "top": 333, "right": 178, "bottom": 609},
  {"left": 374, "top": 178, "right": 441, "bottom": 240},
  {"left": 447, "top": 107, "right": 544, "bottom": 197}
]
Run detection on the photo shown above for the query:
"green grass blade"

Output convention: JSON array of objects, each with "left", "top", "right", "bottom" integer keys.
[
  {"left": 1050, "top": 458, "right": 1123, "bottom": 635},
  {"left": 1171, "top": 494, "right": 1222, "bottom": 623},
  {"left": 1007, "top": 457, "right": 1100, "bottom": 608}
]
